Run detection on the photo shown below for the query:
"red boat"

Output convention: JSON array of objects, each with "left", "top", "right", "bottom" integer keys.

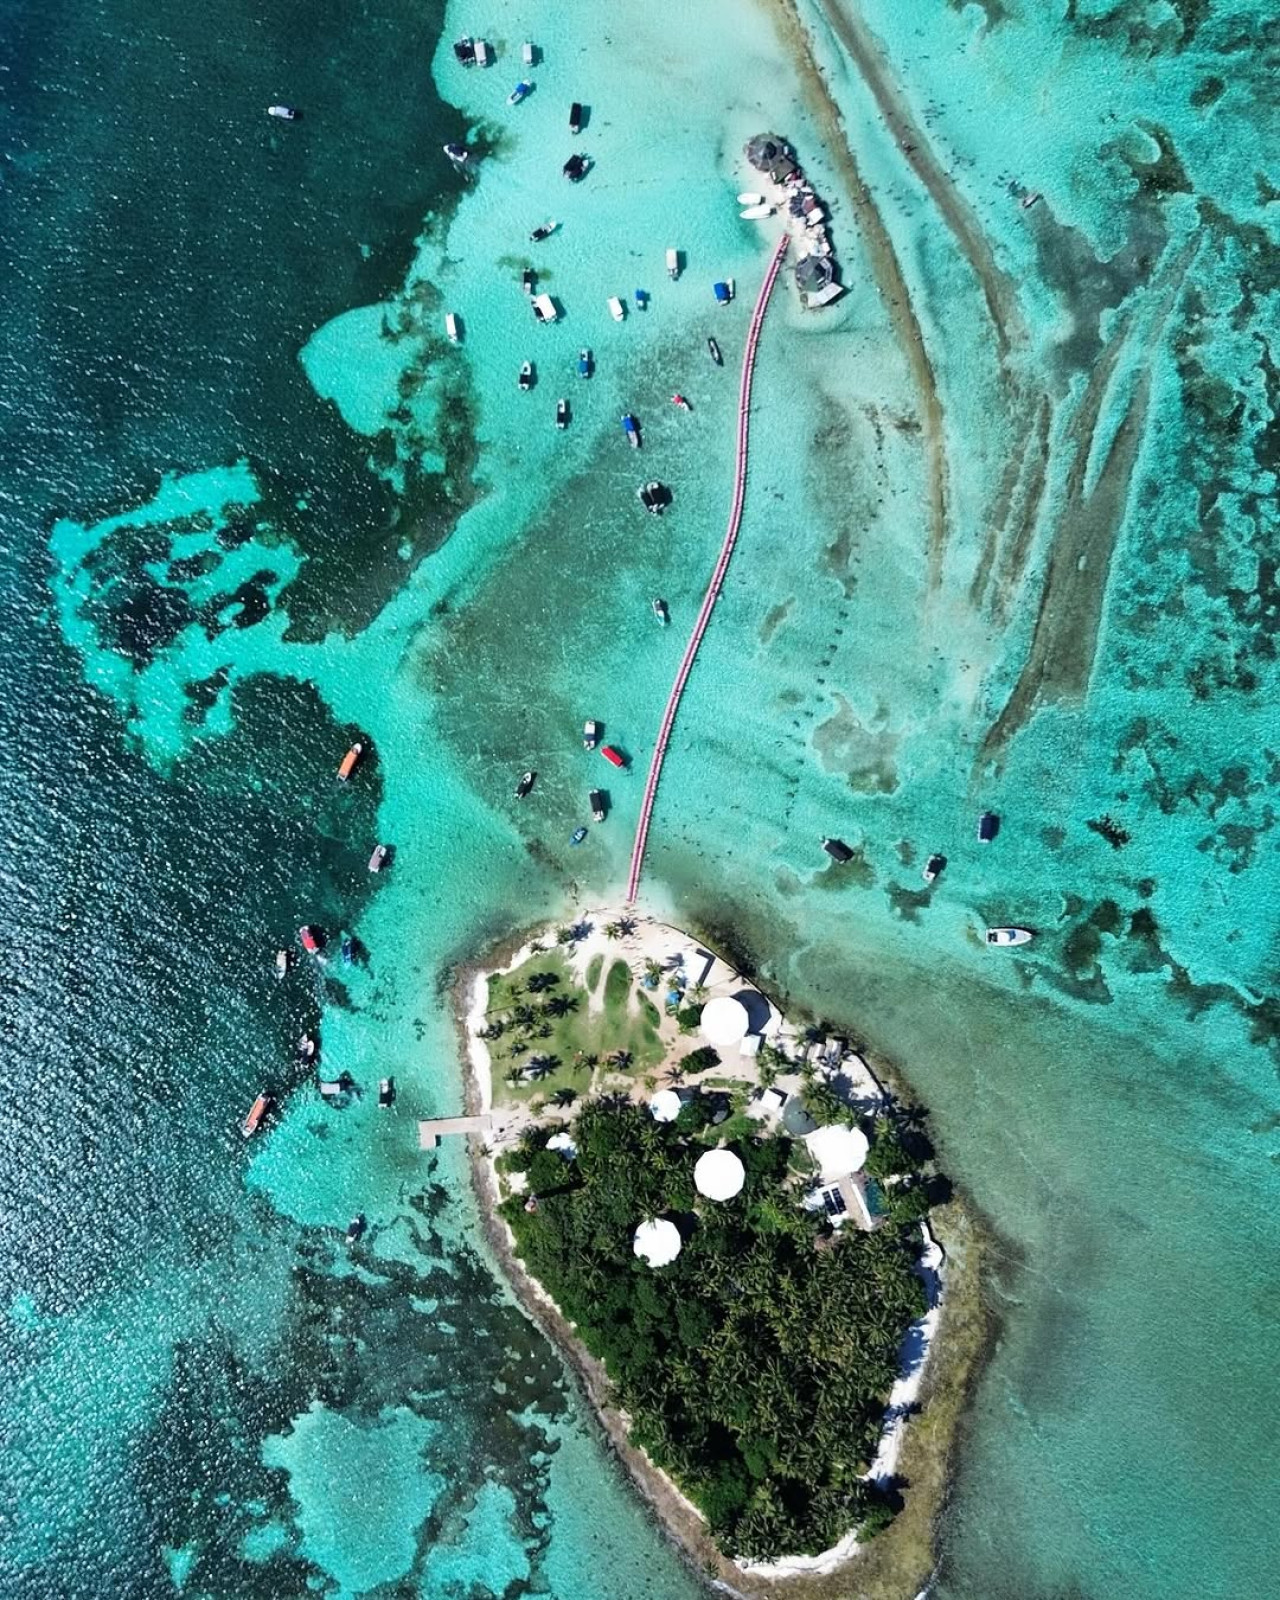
[
  {"left": 601, "top": 745, "right": 626, "bottom": 769},
  {"left": 241, "top": 1093, "right": 273, "bottom": 1139},
  {"left": 337, "top": 741, "right": 364, "bottom": 781},
  {"left": 299, "top": 925, "right": 322, "bottom": 955}
]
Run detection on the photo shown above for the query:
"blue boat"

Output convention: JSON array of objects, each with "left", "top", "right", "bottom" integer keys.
[
  {"left": 577, "top": 347, "right": 592, "bottom": 378},
  {"left": 713, "top": 280, "right": 733, "bottom": 304},
  {"left": 570, "top": 827, "right": 588, "bottom": 846},
  {"left": 634, "top": 288, "right": 648, "bottom": 309},
  {"left": 340, "top": 936, "right": 355, "bottom": 965},
  {"left": 621, "top": 413, "right": 640, "bottom": 449},
  {"left": 507, "top": 80, "right": 532, "bottom": 106}
]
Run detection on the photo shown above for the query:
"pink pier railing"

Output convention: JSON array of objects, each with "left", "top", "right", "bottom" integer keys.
[{"left": 625, "top": 234, "right": 790, "bottom": 905}]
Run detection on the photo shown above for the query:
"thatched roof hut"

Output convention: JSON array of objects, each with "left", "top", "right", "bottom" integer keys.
[{"left": 744, "top": 133, "right": 798, "bottom": 183}]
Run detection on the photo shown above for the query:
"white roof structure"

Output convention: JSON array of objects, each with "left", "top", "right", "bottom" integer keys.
[
  {"left": 649, "top": 1089, "right": 682, "bottom": 1123},
  {"left": 694, "top": 1148, "right": 745, "bottom": 1201},
  {"left": 546, "top": 1130, "right": 577, "bottom": 1158},
  {"left": 701, "top": 995, "right": 749, "bottom": 1048},
  {"left": 633, "top": 1218, "right": 682, "bottom": 1267},
  {"left": 805, "top": 1123, "right": 869, "bottom": 1180}
]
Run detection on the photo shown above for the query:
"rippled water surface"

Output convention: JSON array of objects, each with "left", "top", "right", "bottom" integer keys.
[{"left": 3, "top": 0, "right": 1278, "bottom": 1596}]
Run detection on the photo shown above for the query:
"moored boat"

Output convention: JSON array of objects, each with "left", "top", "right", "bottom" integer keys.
[
  {"left": 508, "top": 80, "right": 532, "bottom": 106},
  {"left": 713, "top": 279, "right": 734, "bottom": 304},
  {"left": 337, "top": 740, "right": 364, "bottom": 781},
  {"left": 378, "top": 1077, "right": 395, "bottom": 1107},
  {"left": 583, "top": 719, "right": 601, "bottom": 749},
  {"left": 445, "top": 311, "right": 460, "bottom": 342},
  {"left": 666, "top": 248, "right": 680, "bottom": 280},
  {"left": 267, "top": 105, "right": 299, "bottom": 121},
  {"left": 601, "top": 745, "right": 626, "bottom": 769},
  {"left": 922, "top": 853, "right": 946, "bottom": 884},
  {"left": 590, "top": 789, "right": 606, "bottom": 822},
  {"left": 556, "top": 398, "right": 569, "bottom": 429},
  {"left": 652, "top": 597, "right": 669, "bottom": 625},
  {"left": 637, "top": 480, "right": 669, "bottom": 515},
  {"left": 368, "top": 844, "right": 389, "bottom": 873},
  {"left": 345, "top": 1214, "right": 366, "bottom": 1245},
  {"left": 978, "top": 811, "right": 999, "bottom": 843},
  {"left": 530, "top": 219, "right": 557, "bottom": 241},
  {"left": 607, "top": 295, "right": 625, "bottom": 322},
  {"left": 299, "top": 924, "right": 324, "bottom": 956},
  {"left": 241, "top": 1093, "right": 273, "bottom": 1139},
  {"left": 522, "top": 267, "right": 535, "bottom": 295},
  {"left": 737, "top": 191, "right": 764, "bottom": 204},
  {"left": 986, "top": 926, "right": 1034, "bottom": 947},
  {"left": 740, "top": 203, "right": 774, "bottom": 220},
  {"left": 671, "top": 393, "right": 690, "bottom": 411},
  {"left": 522, "top": 41, "right": 535, "bottom": 65},
  {"left": 518, "top": 361, "right": 534, "bottom": 390},
  {"left": 515, "top": 770, "right": 536, "bottom": 798},
  {"left": 443, "top": 142, "right": 470, "bottom": 166},
  {"left": 275, "top": 948, "right": 290, "bottom": 980},
  {"left": 569, "top": 101, "right": 583, "bottom": 134},
  {"left": 563, "top": 153, "right": 589, "bottom": 182},
  {"left": 570, "top": 826, "right": 588, "bottom": 846},
  {"left": 707, "top": 336, "right": 723, "bottom": 365},
  {"left": 532, "top": 292, "right": 558, "bottom": 323},
  {"left": 340, "top": 935, "right": 355, "bottom": 965},
  {"left": 577, "top": 347, "right": 592, "bottom": 378},
  {"left": 621, "top": 412, "right": 640, "bottom": 448},
  {"left": 822, "top": 837, "right": 854, "bottom": 863},
  {"left": 473, "top": 39, "right": 489, "bottom": 66},
  {"left": 634, "top": 288, "right": 648, "bottom": 310},
  {"left": 319, "top": 1078, "right": 346, "bottom": 1098},
  {"left": 297, "top": 1034, "right": 317, "bottom": 1063},
  {"left": 452, "top": 36, "right": 476, "bottom": 65}
]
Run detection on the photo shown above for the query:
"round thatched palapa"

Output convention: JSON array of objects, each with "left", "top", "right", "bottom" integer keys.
[
  {"left": 694, "top": 1147, "right": 745, "bottom": 1201},
  {"left": 633, "top": 1217, "right": 682, "bottom": 1267},
  {"left": 700, "top": 995, "right": 749, "bottom": 1048},
  {"left": 649, "top": 1089, "right": 682, "bottom": 1123}
]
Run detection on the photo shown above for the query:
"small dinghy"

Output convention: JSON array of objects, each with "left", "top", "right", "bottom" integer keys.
[
  {"left": 267, "top": 105, "right": 299, "bottom": 121},
  {"left": 666, "top": 248, "right": 680, "bottom": 280},
  {"left": 607, "top": 295, "right": 625, "bottom": 322},
  {"left": 590, "top": 789, "right": 606, "bottom": 822},
  {"left": 563, "top": 153, "right": 589, "bottom": 182},
  {"left": 582, "top": 719, "right": 601, "bottom": 749},
  {"left": 556, "top": 398, "right": 569, "bottom": 429},
  {"left": 445, "top": 312, "right": 460, "bottom": 342},
  {"left": 621, "top": 412, "right": 641, "bottom": 448},
  {"left": 518, "top": 361, "right": 534, "bottom": 391},
  {"left": 577, "top": 347, "right": 592, "bottom": 378},
  {"left": 671, "top": 393, "right": 690, "bottom": 412},
  {"left": 634, "top": 288, "right": 648, "bottom": 310},
  {"left": 275, "top": 948, "right": 290, "bottom": 980},
  {"left": 707, "top": 336, "right": 723, "bottom": 365},
  {"left": 570, "top": 827, "right": 588, "bottom": 846},
  {"left": 737, "top": 191, "right": 763, "bottom": 204},
  {"left": 569, "top": 102, "right": 583, "bottom": 134},
  {"left": 986, "top": 927, "right": 1034, "bottom": 947},
  {"left": 368, "top": 844, "right": 389, "bottom": 873},
  {"left": 740, "top": 203, "right": 774, "bottom": 220},
  {"left": 508, "top": 80, "right": 532, "bottom": 106},
  {"left": 652, "top": 598, "right": 669, "bottom": 626},
  {"left": 515, "top": 770, "right": 536, "bottom": 798},
  {"left": 530, "top": 219, "right": 557, "bottom": 242}
]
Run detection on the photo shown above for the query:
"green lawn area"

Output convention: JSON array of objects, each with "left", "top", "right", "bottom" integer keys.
[{"left": 484, "top": 949, "right": 666, "bottom": 1107}]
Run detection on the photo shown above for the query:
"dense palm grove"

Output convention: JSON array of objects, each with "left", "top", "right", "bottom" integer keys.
[{"left": 501, "top": 1098, "right": 929, "bottom": 1560}]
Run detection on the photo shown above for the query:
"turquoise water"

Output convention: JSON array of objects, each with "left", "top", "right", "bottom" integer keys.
[{"left": 6, "top": 0, "right": 1279, "bottom": 1595}]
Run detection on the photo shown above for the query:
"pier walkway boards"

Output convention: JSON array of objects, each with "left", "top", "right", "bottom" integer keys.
[{"left": 625, "top": 233, "right": 790, "bottom": 905}]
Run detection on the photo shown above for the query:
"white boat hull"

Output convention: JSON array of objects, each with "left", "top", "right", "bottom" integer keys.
[{"left": 740, "top": 203, "right": 774, "bottom": 220}]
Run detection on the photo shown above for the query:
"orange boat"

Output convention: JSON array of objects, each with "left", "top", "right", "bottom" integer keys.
[
  {"left": 337, "top": 741, "right": 364, "bottom": 781},
  {"left": 241, "top": 1093, "right": 273, "bottom": 1139}
]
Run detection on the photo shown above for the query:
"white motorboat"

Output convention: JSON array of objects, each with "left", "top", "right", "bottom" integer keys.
[
  {"left": 737, "top": 191, "right": 763, "bottom": 204},
  {"left": 740, "top": 203, "right": 774, "bottom": 220},
  {"left": 267, "top": 105, "right": 299, "bottom": 121},
  {"left": 474, "top": 39, "right": 489, "bottom": 66},
  {"left": 607, "top": 296, "right": 625, "bottom": 322},
  {"left": 666, "top": 247, "right": 680, "bottom": 280},
  {"left": 445, "top": 312, "right": 460, "bottom": 342},
  {"left": 532, "top": 292, "right": 558, "bottom": 323},
  {"left": 922, "top": 853, "right": 946, "bottom": 884},
  {"left": 985, "top": 927, "right": 1034, "bottom": 947},
  {"left": 522, "top": 41, "right": 535, "bottom": 65}
]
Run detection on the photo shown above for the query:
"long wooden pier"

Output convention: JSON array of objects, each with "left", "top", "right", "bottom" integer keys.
[{"left": 625, "top": 234, "right": 790, "bottom": 904}]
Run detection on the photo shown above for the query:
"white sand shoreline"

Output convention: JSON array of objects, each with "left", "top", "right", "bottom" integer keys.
[{"left": 457, "top": 901, "right": 947, "bottom": 1585}]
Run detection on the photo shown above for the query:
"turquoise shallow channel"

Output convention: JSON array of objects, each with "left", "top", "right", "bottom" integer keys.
[{"left": 1, "top": 0, "right": 1278, "bottom": 1596}]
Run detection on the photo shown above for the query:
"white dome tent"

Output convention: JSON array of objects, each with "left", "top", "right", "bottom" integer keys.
[
  {"left": 648, "top": 1089, "right": 682, "bottom": 1123},
  {"left": 632, "top": 1217, "right": 682, "bottom": 1267},
  {"left": 700, "top": 995, "right": 749, "bottom": 1049},
  {"left": 694, "top": 1147, "right": 745, "bottom": 1201},
  {"left": 805, "top": 1123, "right": 869, "bottom": 1180}
]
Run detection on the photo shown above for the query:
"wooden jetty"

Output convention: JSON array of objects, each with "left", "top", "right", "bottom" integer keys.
[{"left": 418, "top": 1113, "right": 492, "bottom": 1150}]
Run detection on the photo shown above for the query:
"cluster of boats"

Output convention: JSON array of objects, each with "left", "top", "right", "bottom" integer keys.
[
  {"left": 822, "top": 813, "right": 1034, "bottom": 946},
  {"left": 243, "top": 739, "right": 397, "bottom": 1226}
]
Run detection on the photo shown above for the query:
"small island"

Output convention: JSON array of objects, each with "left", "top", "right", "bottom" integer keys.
[{"left": 456, "top": 908, "right": 958, "bottom": 1585}]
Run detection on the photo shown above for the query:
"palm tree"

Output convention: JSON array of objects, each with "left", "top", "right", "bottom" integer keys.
[
  {"left": 504, "top": 1065, "right": 525, "bottom": 1088},
  {"left": 618, "top": 916, "right": 637, "bottom": 937},
  {"left": 609, "top": 1049, "right": 633, "bottom": 1071},
  {"left": 664, "top": 1063, "right": 686, "bottom": 1086},
  {"left": 690, "top": 981, "right": 708, "bottom": 1002},
  {"left": 643, "top": 958, "right": 663, "bottom": 987},
  {"left": 604, "top": 921, "right": 622, "bottom": 940},
  {"left": 551, "top": 1087, "right": 577, "bottom": 1108}
]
